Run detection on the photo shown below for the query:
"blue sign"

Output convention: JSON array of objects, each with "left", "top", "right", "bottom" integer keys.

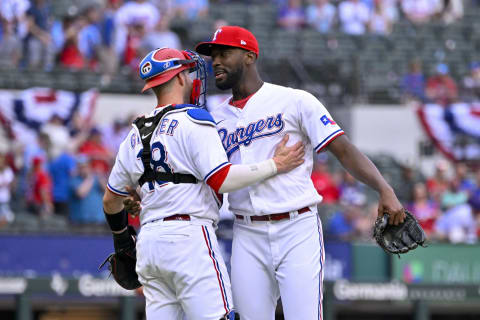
[
  {"left": 324, "top": 241, "right": 352, "bottom": 280},
  {"left": 0, "top": 235, "right": 113, "bottom": 277}
]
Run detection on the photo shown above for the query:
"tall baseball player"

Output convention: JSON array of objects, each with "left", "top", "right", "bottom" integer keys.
[
  {"left": 195, "top": 26, "right": 406, "bottom": 320},
  {"left": 102, "top": 47, "right": 305, "bottom": 320}
]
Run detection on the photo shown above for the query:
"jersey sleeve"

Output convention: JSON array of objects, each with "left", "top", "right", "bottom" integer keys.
[
  {"left": 107, "top": 129, "right": 136, "bottom": 196},
  {"left": 187, "top": 123, "right": 231, "bottom": 183},
  {"left": 297, "top": 90, "right": 344, "bottom": 153}
]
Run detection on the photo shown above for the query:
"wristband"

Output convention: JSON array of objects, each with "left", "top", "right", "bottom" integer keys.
[{"left": 104, "top": 208, "right": 128, "bottom": 232}]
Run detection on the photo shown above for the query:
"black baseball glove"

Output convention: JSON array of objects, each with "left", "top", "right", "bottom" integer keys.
[
  {"left": 373, "top": 209, "right": 427, "bottom": 255},
  {"left": 99, "top": 225, "right": 142, "bottom": 290}
]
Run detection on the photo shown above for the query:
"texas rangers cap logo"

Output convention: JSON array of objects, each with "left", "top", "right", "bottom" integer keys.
[
  {"left": 212, "top": 28, "right": 222, "bottom": 41},
  {"left": 141, "top": 61, "right": 152, "bottom": 75}
]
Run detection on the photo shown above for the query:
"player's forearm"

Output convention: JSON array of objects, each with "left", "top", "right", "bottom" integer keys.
[
  {"left": 103, "top": 189, "right": 125, "bottom": 214},
  {"left": 329, "top": 136, "right": 392, "bottom": 194},
  {"left": 218, "top": 159, "right": 277, "bottom": 193}
]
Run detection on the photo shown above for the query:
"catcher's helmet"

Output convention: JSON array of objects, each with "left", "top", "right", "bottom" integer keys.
[{"left": 139, "top": 48, "right": 207, "bottom": 108}]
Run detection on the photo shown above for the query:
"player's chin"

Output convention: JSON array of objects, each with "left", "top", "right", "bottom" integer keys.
[{"left": 215, "top": 79, "right": 232, "bottom": 90}]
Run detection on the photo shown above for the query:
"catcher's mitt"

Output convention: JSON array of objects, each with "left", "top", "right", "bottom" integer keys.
[
  {"left": 99, "top": 226, "right": 141, "bottom": 290},
  {"left": 373, "top": 210, "right": 426, "bottom": 255}
]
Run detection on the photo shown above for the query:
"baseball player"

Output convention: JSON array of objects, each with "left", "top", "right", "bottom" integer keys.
[
  {"left": 102, "top": 47, "right": 305, "bottom": 320},
  {"left": 194, "top": 26, "right": 406, "bottom": 320}
]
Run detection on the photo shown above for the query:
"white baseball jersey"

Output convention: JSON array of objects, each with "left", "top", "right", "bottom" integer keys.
[
  {"left": 107, "top": 105, "right": 230, "bottom": 224},
  {"left": 209, "top": 82, "right": 344, "bottom": 216}
]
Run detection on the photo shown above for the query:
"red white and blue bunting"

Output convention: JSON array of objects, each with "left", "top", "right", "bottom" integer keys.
[{"left": 417, "top": 103, "right": 480, "bottom": 161}]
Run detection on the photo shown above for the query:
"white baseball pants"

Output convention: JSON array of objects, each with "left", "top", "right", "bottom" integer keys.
[
  {"left": 231, "top": 208, "right": 324, "bottom": 320},
  {"left": 136, "top": 219, "right": 234, "bottom": 320}
]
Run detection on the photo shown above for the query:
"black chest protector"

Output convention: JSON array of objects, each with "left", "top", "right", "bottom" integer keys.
[{"left": 133, "top": 106, "right": 197, "bottom": 186}]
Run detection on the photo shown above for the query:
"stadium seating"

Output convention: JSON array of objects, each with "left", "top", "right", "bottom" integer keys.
[{"left": 2, "top": 1, "right": 480, "bottom": 104}]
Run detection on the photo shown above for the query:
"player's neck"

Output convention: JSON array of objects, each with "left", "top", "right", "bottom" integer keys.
[
  {"left": 155, "top": 91, "right": 185, "bottom": 108},
  {"left": 232, "top": 74, "right": 263, "bottom": 101}
]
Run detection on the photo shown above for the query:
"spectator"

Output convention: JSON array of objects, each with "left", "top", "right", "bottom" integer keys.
[
  {"left": 173, "top": 0, "right": 209, "bottom": 20},
  {"left": 78, "top": 4, "right": 103, "bottom": 70},
  {"left": 26, "top": 156, "right": 53, "bottom": 218},
  {"left": 401, "top": 0, "right": 442, "bottom": 25},
  {"left": 440, "top": 0, "right": 463, "bottom": 24},
  {"left": 396, "top": 165, "right": 421, "bottom": 204},
  {"left": 401, "top": 59, "right": 426, "bottom": 102},
  {"left": 277, "top": 0, "right": 306, "bottom": 31},
  {"left": 311, "top": 155, "right": 339, "bottom": 204},
  {"left": 101, "top": 0, "right": 123, "bottom": 49},
  {"left": 0, "top": 153, "right": 14, "bottom": 227},
  {"left": 69, "top": 156, "right": 105, "bottom": 224},
  {"left": 441, "top": 178, "right": 469, "bottom": 211},
  {"left": 338, "top": 0, "right": 370, "bottom": 35},
  {"left": 25, "top": 0, "right": 55, "bottom": 70},
  {"left": 338, "top": 170, "right": 367, "bottom": 206},
  {"left": 426, "top": 159, "right": 450, "bottom": 202},
  {"left": 434, "top": 202, "right": 476, "bottom": 243},
  {"left": 454, "top": 162, "right": 475, "bottom": 194},
  {"left": 327, "top": 203, "right": 362, "bottom": 240},
  {"left": 368, "top": 0, "right": 394, "bottom": 35},
  {"left": 0, "top": 20, "right": 21, "bottom": 68},
  {"left": 47, "top": 149, "right": 76, "bottom": 217},
  {"left": 78, "top": 128, "right": 113, "bottom": 176},
  {"left": 469, "top": 168, "right": 480, "bottom": 216},
  {"left": 114, "top": 0, "right": 160, "bottom": 60},
  {"left": 99, "top": 0, "right": 123, "bottom": 82},
  {"left": 78, "top": 3, "right": 118, "bottom": 85},
  {"left": 462, "top": 62, "right": 480, "bottom": 102},
  {"left": 0, "top": 0, "right": 30, "bottom": 39},
  {"left": 41, "top": 114, "right": 70, "bottom": 157},
  {"left": 426, "top": 63, "right": 458, "bottom": 106},
  {"left": 101, "top": 119, "right": 130, "bottom": 154},
  {"left": 56, "top": 12, "right": 85, "bottom": 70},
  {"left": 139, "top": 17, "right": 181, "bottom": 55},
  {"left": 306, "top": 0, "right": 336, "bottom": 33},
  {"left": 69, "top": 111, "right": 93, "bottom": 151},
  {"left": 23, "top": 131, "right": 50, "bottom": 172},
  {"left": 123, "top": 22, "right": 146, "bottom": 71},
  {"left": 407, "top": 182, "right": 439, "bottom": 235}
]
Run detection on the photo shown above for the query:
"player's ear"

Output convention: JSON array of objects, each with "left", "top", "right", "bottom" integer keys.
[
  {"left": 244, "top": 51, "right": 257, "bottom": 66},
  {"left": 176, "top": 71, "right": 186, "bottom": 87}
]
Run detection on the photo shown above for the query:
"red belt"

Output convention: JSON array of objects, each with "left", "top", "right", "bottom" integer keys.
[
  {"left": 235, "top": 207, "right": 310, "bottom": 222},
  {"left": 163, "top": 214, "right": 191, "bottom": 221}
]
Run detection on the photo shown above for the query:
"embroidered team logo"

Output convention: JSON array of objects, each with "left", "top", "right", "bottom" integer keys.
[
  {"left": 218, "top": 113, "right": 285, "bottom": 158},
  {"left": 213, "top": 29, "right": 222, "bottom": 41},
  {"left": 141, "top": 61, "right": 152, "bottom": 75},
  {"left": 320, "top": 115, "right": 336, "bottom": 126}
]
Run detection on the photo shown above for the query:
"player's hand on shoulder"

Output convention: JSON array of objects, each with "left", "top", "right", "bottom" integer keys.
[
  {"left": 273, "top": 134, "right": 305, "bottom": 174},
  {"left": 377, "top": 187, "right": 405, "bottom": 225},
  {"left": 123, "top": 186, "right": 142, "bottom": 217}
]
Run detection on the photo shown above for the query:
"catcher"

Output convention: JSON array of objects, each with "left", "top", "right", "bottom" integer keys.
[{"left": 101, "top": 47, "right": 304, "bottom": 320}]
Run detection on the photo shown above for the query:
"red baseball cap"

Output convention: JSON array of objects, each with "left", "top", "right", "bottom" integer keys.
[
  {"left": 195, "top": 26, "right": 259, "bottom": 57},
  {"left": 140, "top": 48, "right": 192, "bottom": 93}
]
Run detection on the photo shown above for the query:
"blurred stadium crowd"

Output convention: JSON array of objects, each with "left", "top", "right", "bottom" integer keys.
[
  {"left": 0, "top": 0, "right": 479, "bottom": 245},
  {"left": 1, "top": 0, "right": 480, "bottom": 102},
  {"left": 316, "top": 154, "right": 480, "bottom": 244}
]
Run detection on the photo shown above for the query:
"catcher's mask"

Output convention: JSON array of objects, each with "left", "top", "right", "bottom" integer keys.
[{"left": 139, "top": 48, "right": 207, "bottom": 108}]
